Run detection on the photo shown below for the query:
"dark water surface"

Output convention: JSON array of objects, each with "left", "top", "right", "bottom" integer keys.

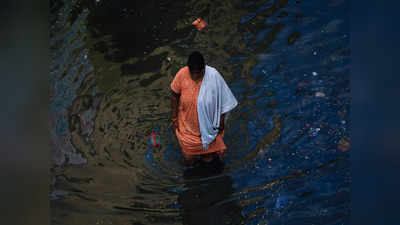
[{"left": 50, "top": 0, "right": 350, "bottom": 224}]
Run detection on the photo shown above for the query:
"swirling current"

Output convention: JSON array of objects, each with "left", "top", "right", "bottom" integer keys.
[{"left": 50, "top": 0, "right": 350, "bottom": 224}]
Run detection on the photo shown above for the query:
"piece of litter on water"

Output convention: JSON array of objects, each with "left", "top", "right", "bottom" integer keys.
[
  {"left": 315, "top": 92, "right": 325, "bottom": 97},
  {"left": 150, "top": 133, "right": 161, "bottom": 147},
  {"left": 312, "top": 71, "right": 318, "bottom": 76},
  {"left": 338, "top": 138, "right": 350, "bottom": 152},
  {"left": 192, "top": 18, "right": 208, "bottom": 31},
  {"left": 313, "top": 51, "right": 317, "bottom": 55}
]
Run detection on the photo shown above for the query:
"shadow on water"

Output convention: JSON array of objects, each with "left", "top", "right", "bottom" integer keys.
[
  {"left": 179, "top": 159, "right": 243, "bottom": 225},
  {"left": 75, "top": 0, "right": 191, "bottom": 61}
]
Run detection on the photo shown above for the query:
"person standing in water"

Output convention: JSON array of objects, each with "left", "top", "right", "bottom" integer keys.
[{"left": 170, "top": 51, "right": 238, "bottom": 164}]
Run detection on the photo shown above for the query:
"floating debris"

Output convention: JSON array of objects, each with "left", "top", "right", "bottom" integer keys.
[
  {"left": 150, "top": 133, "right": 161, "bottom": 147},
  {"left": 192, "top": 18, "right": 208, "bottom": 31},
  {"left": 315, "top": 92, "right": 325, "bottom": 97},
  {"left": 338, "top": 138, "right": 350, "bottom": 152},
  {"left": 312, "top": 71, "right": 318, "bottom": 76}
]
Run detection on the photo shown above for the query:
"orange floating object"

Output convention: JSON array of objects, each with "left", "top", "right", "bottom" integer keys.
[{"left": 192, "top": 18, "right": 208, "bottom": 31}]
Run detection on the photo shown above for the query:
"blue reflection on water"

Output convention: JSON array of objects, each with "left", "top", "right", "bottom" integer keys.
[{"left": 225, "top": 0, "right": 350, "bottom": 224}]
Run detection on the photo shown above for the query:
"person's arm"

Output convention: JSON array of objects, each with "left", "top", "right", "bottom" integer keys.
[{"left": 170, "top": 90, "right": 180, "bottom": 130}]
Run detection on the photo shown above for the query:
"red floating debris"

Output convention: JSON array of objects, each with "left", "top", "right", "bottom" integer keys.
[
  {"left": 150, "top": 133, "right": 161, "bottom": 147},
  {"left": 192, "top": 18, "right": 208, "bottom": 31}
]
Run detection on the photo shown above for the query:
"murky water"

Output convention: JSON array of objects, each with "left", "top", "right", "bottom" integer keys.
[{"left": 50, "top": 0, "right": 350, "bottom": 224}]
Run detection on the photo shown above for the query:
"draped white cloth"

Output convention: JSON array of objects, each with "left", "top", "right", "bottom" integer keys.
[{"left": 197, "top": 65, "right": 238, "bottom": 150}]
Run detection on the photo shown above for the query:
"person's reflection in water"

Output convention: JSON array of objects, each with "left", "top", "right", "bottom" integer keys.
[{"left": 178, "top": 156, "right": 243, "bottom": 225}]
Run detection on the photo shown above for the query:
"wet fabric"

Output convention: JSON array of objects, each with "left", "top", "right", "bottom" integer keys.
[
  {"left": 170, "top": 66, "right": 227, "bottom": 156},
  {"left": 197, "top": 65, "right": 238, "bottom": 150}
]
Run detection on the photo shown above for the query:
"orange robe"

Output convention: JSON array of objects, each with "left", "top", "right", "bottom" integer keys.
[{"left": 171, "top": 66, "right": 227, "bottom": 156}]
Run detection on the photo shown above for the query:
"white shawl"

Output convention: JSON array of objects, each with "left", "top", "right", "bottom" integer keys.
[{"left": 197, "top": 65, "right": 238, "bottom": 150}]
